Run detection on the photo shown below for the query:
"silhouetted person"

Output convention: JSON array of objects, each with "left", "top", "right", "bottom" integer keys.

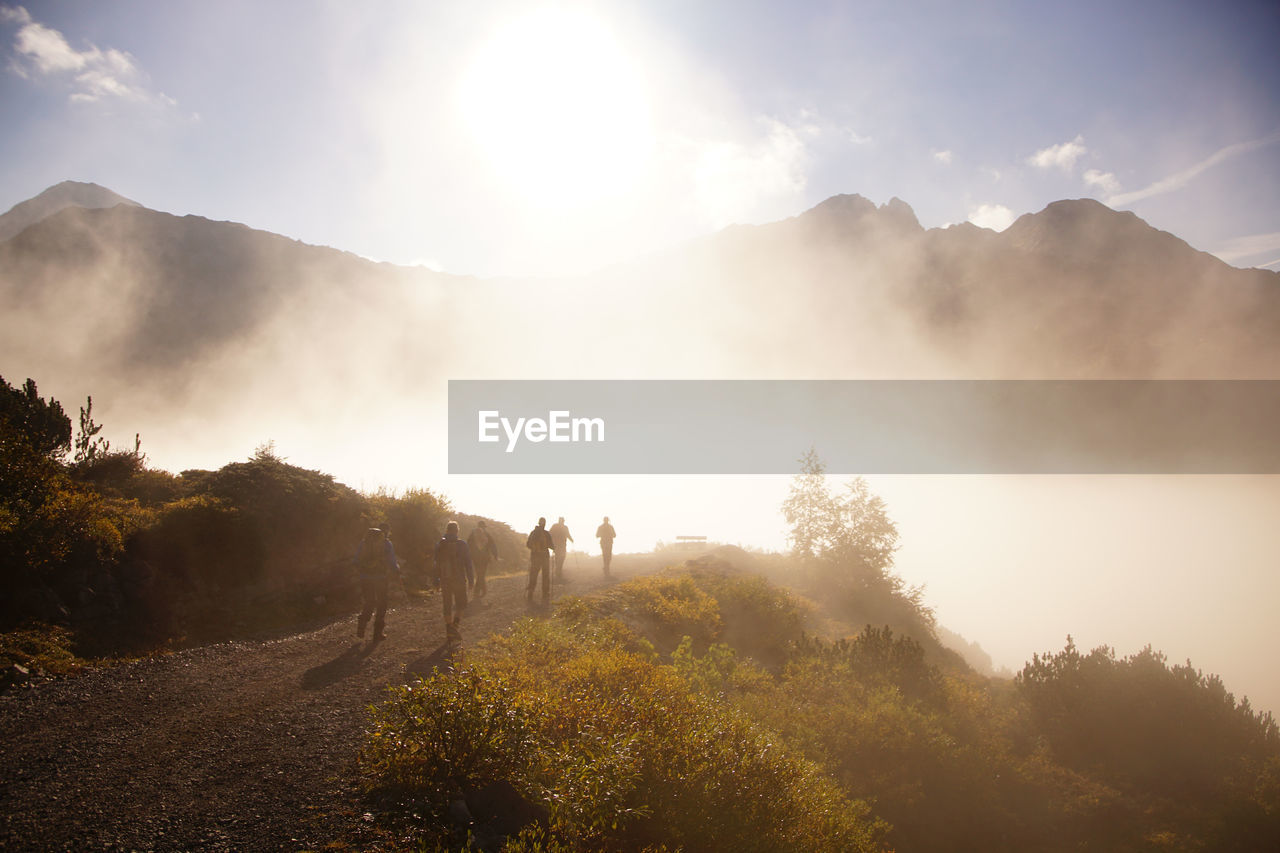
[
  {"left": 526, "top": 517, "right": 554, "bottom": 604},
  {"left": 549, "top": 516, "right": 573, "bottom": 582},
  {"left": 466, "top": 519, "right": 499, "bottom": 598},
  {"left": 433, "top": 520, "right": 475, "bottom": 641},
  {"left": 354, "top": 526, "right": 400, "bottom": 641},
  {"left": 596, "top": 516, "right": 616, "bottom": 576}
]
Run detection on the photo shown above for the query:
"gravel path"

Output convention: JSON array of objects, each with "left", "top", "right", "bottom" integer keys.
[{"left": 0, "top": 558, "right": 641, "bottom": 852}]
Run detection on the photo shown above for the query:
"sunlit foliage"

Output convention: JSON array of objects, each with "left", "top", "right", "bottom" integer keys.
[{"left": 365, "top": 563, "right": 1280, "bottom": 852}]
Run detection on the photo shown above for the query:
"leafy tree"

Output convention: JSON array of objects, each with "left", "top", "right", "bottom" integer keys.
[
  {"left": 781, "top": 449, "right": 933, "bottom": 638},
  {"left": 782, "top": 449, "right": 899, "bottom": 575}
]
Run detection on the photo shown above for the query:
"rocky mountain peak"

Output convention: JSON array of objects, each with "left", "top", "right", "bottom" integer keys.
[{"left": 0, "top": 181, "right": 140, "bottom": 243}]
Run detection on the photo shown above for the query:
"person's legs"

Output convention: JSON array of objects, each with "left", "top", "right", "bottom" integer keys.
[
  {"left": 442, "top": 579, "right": 455, "bottom": 623},
  {"left": 526, "top": 557, "right": 539, "bottom": 600},
  {"left": 372, "top": 577, "right": 390, "bottom": 638},
  {"left": 602, "top": 541, "right": 613, "bottom": 574},
  {"left": 529, "top": 552, "right": 549, "bottom": 601},
  {"left": 474, "top": 557, "right": 488, "bottom": 598},
  {"left": 452, "top": 577, "right": 468, "bottom": 623},
  {"left": 358, "top": 576, "right": 377, "bottom": 637},
  {"left": 554, "top": 549, "right": 566, "bottom": 581}
]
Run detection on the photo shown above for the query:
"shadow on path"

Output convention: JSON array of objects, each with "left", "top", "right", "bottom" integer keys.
[
  {"left": 301, "top": 642, "right": 372, "bottom": 690},
  {"left": 404, "top": 642, "right": 459, "bottom": 680}
]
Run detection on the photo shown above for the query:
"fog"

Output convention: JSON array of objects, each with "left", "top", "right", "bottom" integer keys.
[{"left": 1, "top": 194, "right": 1278, "bottom": 714}]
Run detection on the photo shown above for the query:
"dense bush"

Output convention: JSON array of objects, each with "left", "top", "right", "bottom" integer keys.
[
  {"left": 1017, "top": 638, "right": 1280, "bottom": 846},
  {"left": 364, "top": 593, "right": 887, "bottom": 852}
]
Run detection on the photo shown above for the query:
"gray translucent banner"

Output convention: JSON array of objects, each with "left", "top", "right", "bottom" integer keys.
[{"left": 448, "top": 380, "right": 1280, "bottom": 474}]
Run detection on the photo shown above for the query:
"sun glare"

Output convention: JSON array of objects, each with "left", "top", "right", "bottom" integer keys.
[{"left": 458, "top": 8, "right": 654, "bottom": 209}]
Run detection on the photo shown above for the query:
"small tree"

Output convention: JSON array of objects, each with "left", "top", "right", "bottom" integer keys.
[
  {"left": 782, "top": 449, "right": 933, "bottom": 636},
  {"left": 74, "top": 396, "right": 110, "bottom": 464},
  {"left": 782, "top": 448, "right": 899, "bottom": 577}
]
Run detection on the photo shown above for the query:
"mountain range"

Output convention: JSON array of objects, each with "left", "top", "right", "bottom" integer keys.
[{"left": 0, "top": 180, "right": 1276, "bottom": 464}]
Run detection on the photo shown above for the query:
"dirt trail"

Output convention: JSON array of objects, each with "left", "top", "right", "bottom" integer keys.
[{"left": 0, "top": 555, "right": 654, "bottom": 852}]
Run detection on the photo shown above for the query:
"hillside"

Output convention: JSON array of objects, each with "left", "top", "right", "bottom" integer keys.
[{"left": 1, "top": 185, "right": 1276, "bottom": 418}]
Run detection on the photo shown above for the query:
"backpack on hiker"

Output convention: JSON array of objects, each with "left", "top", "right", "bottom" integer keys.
[
  {"left": 435, "top": 538, "right": 468, "bottom": 584},
  {"left": 359, "top": 528, "right": 389, "bottom": 576}
]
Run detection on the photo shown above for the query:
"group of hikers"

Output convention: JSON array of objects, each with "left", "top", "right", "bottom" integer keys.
[{"left": 351, "top": 515, "right": 617, "bottom": 643}]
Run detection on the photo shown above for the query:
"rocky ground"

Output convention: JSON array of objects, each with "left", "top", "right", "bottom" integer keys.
[{"left": 0, "top": 557, "right": 642, "bottom": 852}]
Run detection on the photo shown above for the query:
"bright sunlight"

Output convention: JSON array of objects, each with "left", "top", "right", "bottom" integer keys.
[{"left": 457, "top": 7, "right": 654, "bottom": 209}]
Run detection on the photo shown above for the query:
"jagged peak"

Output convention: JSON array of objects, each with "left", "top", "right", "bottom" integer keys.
[{"left": 799, "top": 193, "right": 923, "bottom": 235}]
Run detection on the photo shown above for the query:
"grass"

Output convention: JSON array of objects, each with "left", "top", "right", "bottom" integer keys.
[{"left": 0, "top": 622, "right": 93, "bottom": 679}]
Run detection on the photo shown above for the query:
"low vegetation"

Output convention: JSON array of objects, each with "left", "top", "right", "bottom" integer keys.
[
  {"left": 362, "top": 561, "right": 1279, "bottom": 851},
  {"left": 0, "top": 376, "right": 518, "bottom": 661}
]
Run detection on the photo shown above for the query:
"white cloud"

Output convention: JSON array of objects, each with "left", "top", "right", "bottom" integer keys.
[
  {"left": 967, "top": 203, "right": 1016, "bottom": 231},
  {"left": 1027, "top": 134, "right": 1087, "bottom": 171},
  {"left": 1211, "top": 231, "right": 1280, "bottom": 265},
  {"left": 1083, "top": 168, "right": 1121, "bottom": 196},
  {"left": 932, "top": 149, "right": 953, "bottom": 165},
  {"left": 1, "top": 4, "right": 174, "bottom": 106},
  {"left": 844, "top": 127, "right": 872, "bottom": 146},
  {"left": 689, "top": 116, "right": 809, "bottom": 229},
  {"left": 1105, "top": 132, "right": 1280, "bottom": 207}
]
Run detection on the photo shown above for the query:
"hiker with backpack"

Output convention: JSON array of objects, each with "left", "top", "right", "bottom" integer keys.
[
  {"left": 466, "top": 519, "right": 499, "bottom": 598},
  {"left": 433, "top": 520, "right": 475, "bottom": 641},
  {"left": 549, "top": 516, "right": 573, "bottom": 582},
  {"left": 526, "top": 517, "right": 554, "bottom": 604},
  {"left": 596, "top": 516, "right": 616, "bottom": 576},
  {"left": 354, "top": 526, "right": 401, "bottom": 642}
]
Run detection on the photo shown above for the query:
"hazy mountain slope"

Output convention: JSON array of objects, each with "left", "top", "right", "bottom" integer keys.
[
  {"left": 1, "top": 183, "right": 1276, "bottom": 470},
  {"left": 0, "top": 201, "right": 480, "bottom": 436},
  {"left": 0, "top": 180, "right": 139, "bottom": 243},
  {"left": 656, "top": 194, "right": 1280, "bottom": 378}
]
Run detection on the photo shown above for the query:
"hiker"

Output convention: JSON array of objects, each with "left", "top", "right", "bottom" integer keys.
[
  {"left": 549, "top": 516, "right": 573, "bottom": 582},
  {"left": 433, "top": 520, "right": 475, "bottom": 640},
  {"left": 354, "top": 526, "right": 401, "bottom": 641},
  {"left": 466, "top": 519, "right": 499, "bottom": 598},
  {"left": 596, "top": 516, "right": 616, "bottom": 576},
  {"left": 526, "top": 517, "right": 554, "bottom": 604}
]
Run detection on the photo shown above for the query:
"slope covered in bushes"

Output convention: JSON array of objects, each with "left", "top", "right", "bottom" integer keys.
[
  {"left": 362, "top": 558, "right": 1279, "bottom": 852},
  {"left": 0, "top": 376, "right": 520, "bottom": 660}
]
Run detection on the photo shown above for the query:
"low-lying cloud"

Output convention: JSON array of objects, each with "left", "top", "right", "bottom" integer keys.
[
  {"left": 967, "top": 202, "right": 1015, "bottom": 231},
  {"left": 1027, "top": 134, "right": 1087, "bottom": 171}
]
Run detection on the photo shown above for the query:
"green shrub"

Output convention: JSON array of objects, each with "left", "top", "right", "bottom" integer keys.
[
  {"left": 363, "top": 664, "right": 536, "bottom": 798},
  {"left": 364, "top": 607, "right": 888, "bottom": 852}
]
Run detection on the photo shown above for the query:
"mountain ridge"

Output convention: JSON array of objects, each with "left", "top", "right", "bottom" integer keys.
[
  {"left": 1, "top": 181, "right": 1276, "bottom": 466},
  {"left": 0, "top": 180, "right": 140, "bottom": 244}
]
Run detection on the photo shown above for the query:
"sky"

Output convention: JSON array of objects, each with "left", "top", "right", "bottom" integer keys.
[
  {"left": 2, "top": 2, "right": 1279, "bottom": 710},
  {"left": 0, "top": 0, "right": 1278, "bottom": 276}
]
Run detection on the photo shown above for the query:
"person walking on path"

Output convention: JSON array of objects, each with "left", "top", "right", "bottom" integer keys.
[
  {"left": 549, "top": 516, "right": 574, "bottom": 582},
  {"left": 354, "top": 526, "right": 401, "bottom": 642},
  {"left": 596, "top": 516, "right": 616, "bottom": 576},
  {"left": 466, "top": 519, "right": 499, "bottom": 598},
  {"left": 433, "top": 520, "right": 475, "bottom": 641},
  {"left": 526, "top": 517, "right": 554, "bottom": 604}
]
